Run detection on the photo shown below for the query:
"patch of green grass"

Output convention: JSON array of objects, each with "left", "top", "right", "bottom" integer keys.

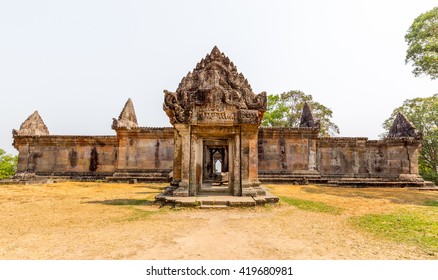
[
  {"left": 351, "top": 212, "right": 438, "bottom": 254},
  {"left": 424, "top": 200, "right": 438, "bottom": 207},
  {"left": 280, "top": 196, "right": 342, "bottom": 214},
  {"left": 118, "top": 205, "right": 174, "bottom": 222},
  {"left": 123, "top": 208, "right": 157, "bottom": 222}
]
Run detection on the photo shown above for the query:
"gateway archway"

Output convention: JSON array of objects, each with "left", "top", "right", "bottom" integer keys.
[{"left": 163, "top": 46, "right": 267, "bottom": 197}]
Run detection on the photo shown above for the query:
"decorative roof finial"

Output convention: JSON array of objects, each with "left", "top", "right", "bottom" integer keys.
[
  {"left": 388, "top": 112, "right": 418, "bottom": 138},
  {"left": 299, "top": 102, "right": 318, "bottom": 128},
  {"left": 211, "top": 45, "right": 221, "bottom": 56},
  {"left": 13, "top": 111, "right": 49, "bottom": 136},
  {"left": 112, "top": 98, "right": 138, "bottom": 129}
]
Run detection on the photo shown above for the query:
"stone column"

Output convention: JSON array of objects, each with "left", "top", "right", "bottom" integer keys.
[
  {"left": 171, "top": 127, "right": 182, "bottom": 187},
  {"left": 189, "top": 133, "right": 203, "bottom": 196},
  {"left": 403, "top": 140, "right": 422, "bottom": 181},
  {"left": 173, "top": 124, "right": 190, "bottom": 196},
  {"left": 232, "top": 131, "right": 241, "bottom": 196},
  {"left": 308, "top": 137, "right": 316, "bottom": 171},
  {"left": 241, "top": 125, "right": 265, "bottom": 196},
  {"left": 408, "top": 143, "right": 420, "bottom": 176},
  {"left": 115, "top": 131, "right": 128, "bottom": 171}
]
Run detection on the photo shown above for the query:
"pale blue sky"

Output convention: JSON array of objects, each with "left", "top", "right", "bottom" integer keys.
[{"left": 1, "top": 0, "right": 437, "bottom": 154}]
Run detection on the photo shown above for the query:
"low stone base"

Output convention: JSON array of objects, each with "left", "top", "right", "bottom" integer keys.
[
  {"left": 155, "top": 189, "right": 279, "bottom": 208},
  {"left": 326, "top": 177, "right": 427, "bottom": 187},
  {"left": 107, "top": 169, "right": 172, "bottom": 183}
]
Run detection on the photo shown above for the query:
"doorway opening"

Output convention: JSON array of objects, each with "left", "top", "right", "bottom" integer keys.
[{"left": 201, "top": 139, "right": 230, "bottom": 194}]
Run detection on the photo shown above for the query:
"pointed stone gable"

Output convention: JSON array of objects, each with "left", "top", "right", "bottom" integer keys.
[
  {"left": 13, "top": 111, "right": 49, "bottom": 136},
  {"left": 299, "top": 102, "right": 317, "bottom": 128},
  {"left": 112, "top": 98, "right": 138, "bottom": 129},
  {"left": 163, "top": 46, "right": 267, "bottom": 124},
  {"left": 388, "top": 112, "right": 417, "bottom": 138}
]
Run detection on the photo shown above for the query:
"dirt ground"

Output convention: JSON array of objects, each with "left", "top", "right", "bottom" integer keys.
[{"left": 0, "top": 182, "right": 437, "bottom": 260}]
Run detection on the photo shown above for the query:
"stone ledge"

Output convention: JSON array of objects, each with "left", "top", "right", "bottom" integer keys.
[{"left": 155, "top": 192, "right": 279, "bottom": 208}]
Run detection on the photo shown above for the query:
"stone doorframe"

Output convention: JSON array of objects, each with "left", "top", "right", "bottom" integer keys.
[
  {"left": 171, "top": 123, "right": 265, "bottom": 197},
  {"left": 202, "top": 139, "right": 229, "bottom": 183}
]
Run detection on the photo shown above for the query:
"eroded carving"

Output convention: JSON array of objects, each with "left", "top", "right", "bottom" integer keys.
[
  {"left": 163, "top": 46, "right": 267, "bottom": 124},
  {"left": 13, "top": 111, "right": 49, "bottom": 136},
  {"left": 112, "top": 98, "right": 138, "bottom": 129}
]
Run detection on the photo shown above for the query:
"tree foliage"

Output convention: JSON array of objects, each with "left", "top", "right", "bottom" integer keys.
[
  {"left": 261, "top": 90, "right": 340, "bottom": 136},
  {"left": 382, "top": 94, "right": 438, "bottom": 184},
  {"left": 405, "top": 6, "right": 438, "bottom": 79},
  {"left": 0, "top": 149, "right": 17, "bottom": 179}
]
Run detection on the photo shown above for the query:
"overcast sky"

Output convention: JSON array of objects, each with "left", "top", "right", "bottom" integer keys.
[{"left": 1, "top": 0, "right": 437, "bottom": 154}]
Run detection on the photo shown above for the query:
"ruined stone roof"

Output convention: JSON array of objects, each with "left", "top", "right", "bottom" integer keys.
[
  {"left": 13, "top": 111, "right": 49, "bottom": 136},
  {"left": 299, "top": 102, "right": 319, "bottom": 128},
  {"left": 163, "top": 46, "right": 267, "bottom": 124},
  {"left": 388, "top": 112, "right": 418, "bottom": 138},
  {"left": 112, "top": 98, "right": 138, "bottom": 129}
]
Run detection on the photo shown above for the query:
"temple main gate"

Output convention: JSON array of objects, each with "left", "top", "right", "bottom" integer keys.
[{"left": 163, "top": 46, "right": 267, "bottom": 197}]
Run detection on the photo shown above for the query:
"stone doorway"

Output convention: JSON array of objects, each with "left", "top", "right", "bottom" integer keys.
[
  {"left": 201, "top": 139, "right": 230, "bottom": 194},
  {"left": 163, "top": 46, "right": 269, "bottom": 199}
]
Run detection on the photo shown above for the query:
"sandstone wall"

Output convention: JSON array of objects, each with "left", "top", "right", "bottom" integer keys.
[
  {"left": 115, "top": 127, "right": 174, "bottom": 172},
  {"left": 258, "top": 127, "right": 318, "bottom": 174},
  {"left": 13, "top": 128, "right": 174, "bottom": 179},
  {"left": 12, "top": 127, "right": 421, "bottom": 183},
  {"left": 13, "top": 136, "right": 118, "bottom": 177},
  {"left": 317, "top": 137, "right": 420, "bottom": 179}
]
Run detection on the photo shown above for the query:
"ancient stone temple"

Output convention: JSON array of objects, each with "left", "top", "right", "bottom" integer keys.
[
  {"left": 12, "top": 46, "right": 427, "bottom": 194},
  {"left": 163, "top": 46, "right": 267, "bottom": 197}
]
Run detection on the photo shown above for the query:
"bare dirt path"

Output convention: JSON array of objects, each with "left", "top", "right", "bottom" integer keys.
[{"left": 0, "top": 182, "right": 437, "bottom": 260}]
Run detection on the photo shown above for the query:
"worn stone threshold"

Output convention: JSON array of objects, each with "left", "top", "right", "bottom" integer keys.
[{"left": 155, "top": 192, "right": 279, "bottom": 208}]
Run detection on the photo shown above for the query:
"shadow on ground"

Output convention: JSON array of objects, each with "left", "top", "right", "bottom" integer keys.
[
  {"left": 133, "top": 185, "right": 166, "bottom": 190},
  {"left": 85, "top": 199, "right": 155, "bottom": 206}
]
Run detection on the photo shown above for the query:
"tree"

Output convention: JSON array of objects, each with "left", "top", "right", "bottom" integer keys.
[
  {"left": 382, "top": 94, "right": 438, "bottom": 184},
  {"left": 262, "top": 90, "right": 340, "bottom": 136},
  {"left": 0, "top": 149, "right": 18, "bottom": 179},
  {"left": 405, "top": 6, "right": 438, "bottom": 80}
]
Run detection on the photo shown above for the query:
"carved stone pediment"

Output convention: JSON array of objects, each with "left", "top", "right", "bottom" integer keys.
[{"left": 163, "top": 46, "right": 267, "bottom": 125}]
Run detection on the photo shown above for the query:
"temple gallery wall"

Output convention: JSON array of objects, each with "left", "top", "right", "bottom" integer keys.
[{"left": 12, "top": 47, "right": 425, "bottom": 196}]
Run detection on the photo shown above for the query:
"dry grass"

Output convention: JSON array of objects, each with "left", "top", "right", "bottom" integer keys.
[{"left": 0, "top": 182, "right": 437, "bottom": 260}]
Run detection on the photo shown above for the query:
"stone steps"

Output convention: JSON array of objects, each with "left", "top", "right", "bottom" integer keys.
[
  {"left": 199, "top": 205, "right": 229, "bottom": 209},
  {"left": 200, "top": 199, "right": 229, "bottom": 208},
  {"left": 424, "top": 181, "right": 436, "bottom": 187},
  {"left": 156, "top": 190, "right": 278, "bottom": 207}
]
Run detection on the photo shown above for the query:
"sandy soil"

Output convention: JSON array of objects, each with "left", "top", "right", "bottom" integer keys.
[{"left": 0, "top": 182, "right": 437, "bottom": 260}]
